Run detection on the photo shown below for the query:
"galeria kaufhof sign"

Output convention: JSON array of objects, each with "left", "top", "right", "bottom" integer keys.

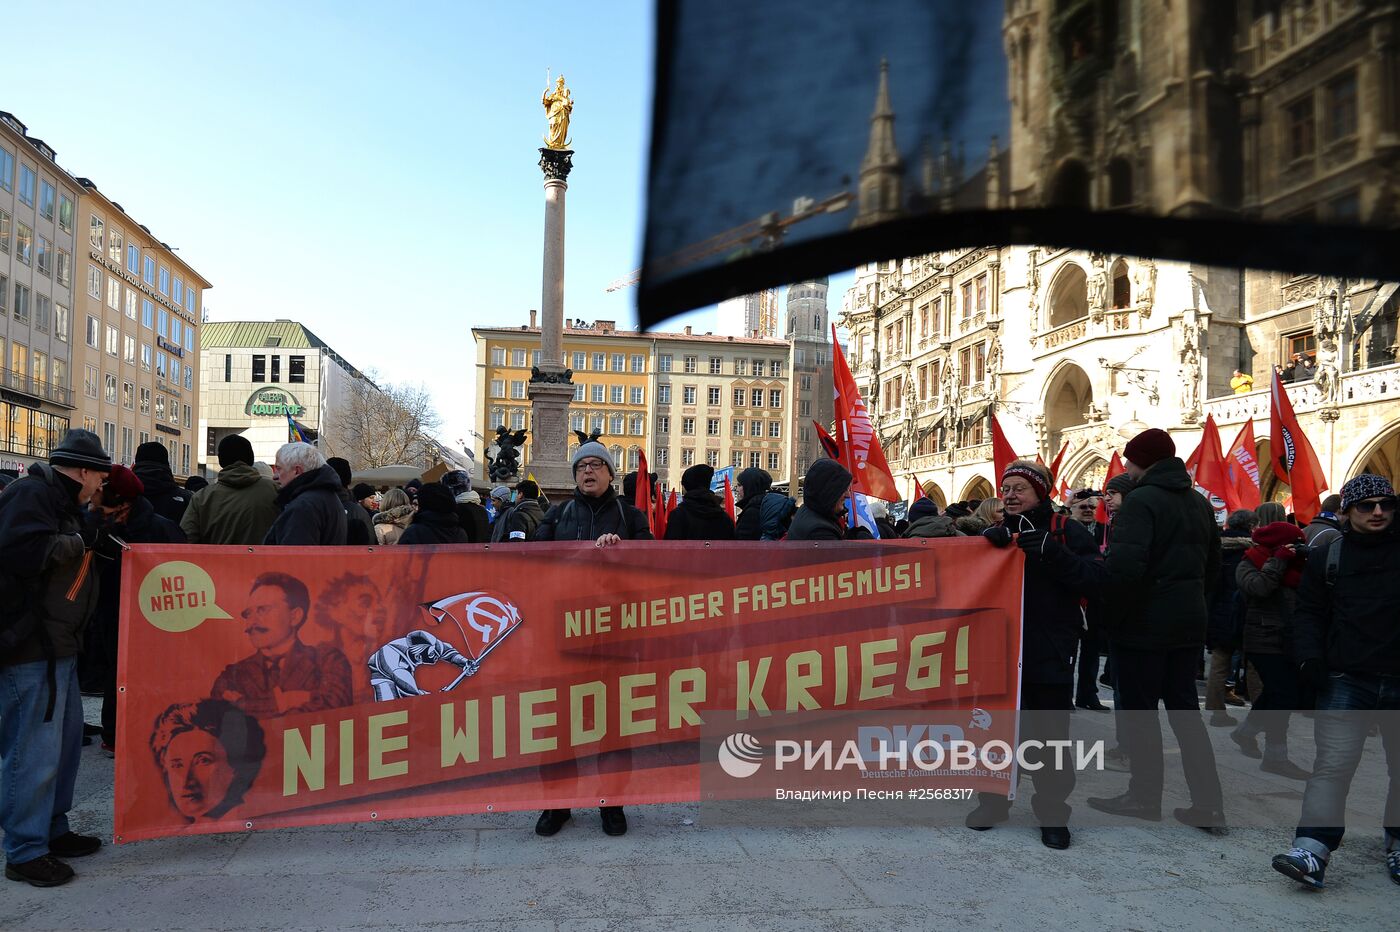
[{"left": 245, "top": 387, "right": 304, "bottom": 417}]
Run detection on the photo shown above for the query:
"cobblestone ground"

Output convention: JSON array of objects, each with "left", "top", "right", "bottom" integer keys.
[{"left": 2, "top": 697, "right": 1392, "bottom": 931}]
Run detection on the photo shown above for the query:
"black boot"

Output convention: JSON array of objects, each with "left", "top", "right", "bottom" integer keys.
[
  {"left": 600, "top": 806, "right": 627, "bottom": 836},
  {"left": 534, "top": 809, "right": 571, "bottom": 836}
]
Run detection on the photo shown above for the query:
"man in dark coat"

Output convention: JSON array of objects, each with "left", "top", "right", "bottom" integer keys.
[
  {"left": 533, "top": 441, "right": 651, "bottom": 838},
  {"left": 787, "top": 459, "right": 852, "bottom": 541},
  {"left": 665, "top": 464, "right": 735, "bottom": 541},
  {"left": 1089, "top": 428, "right": 1227, "bottom": 833},
  {"left": 326, "top": 457, "right": 374, "bottom": 546},
  {"left": 398, "top": 483, "right": 470, "bottom": 545},
  {"left": 181, "top": 434, "right": 281, "bottom": 545},
  {"left": 1272, "top": 474, "right": 1400, "bottom": 890},
  {"left": 971, "top": 460, "right": 1105, "bottom": 850},
  {"left": 1205, "top": 509, "right": 1256, "bottom": 726},
  {"left": 1068, "top": 489, "right": 1109, "bottom": 711},
  {"left": 263, "top": 444, "right": 348, "bottom": 546},
  {"left": 0, "top": 429, "right": 110, "bottom": 887},
  {"left": 734, "top": 467, "right": 796, "bottom": 541},
  {"left": 501, "top": 479, "right": 545, "bottom": 542},
  {"left": 132, "top": 441, "right": 189, "bottom": 524},
  {"left": 441, "top": 470, "right": 490, "bottom": 542},
  {"left": 86, "top": 466, "right": 184, "bottom": 751}
]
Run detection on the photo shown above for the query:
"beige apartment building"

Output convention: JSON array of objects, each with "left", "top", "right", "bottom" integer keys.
[
  {"left": 0, "top": 112, "right": 82, "bottom": 473},
  {"left": 73, "top": 181, "right": 208, "bottom": 474},
  {"left": 473, "top": 317, "right": 793, "bottom": 492}
]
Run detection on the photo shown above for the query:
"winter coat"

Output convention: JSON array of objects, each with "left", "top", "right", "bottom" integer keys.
[
  {"left": 788, "top": 460, "right": 851, "bottom": 542},
  {"left": 735, "top": 491, "right": 796, "bottom": 541},
  {"left": 0, "top": 464, "right": 102, "bottom": 665},
  {"left": 1235, "top": 554, "right": 1298, "bottom": 656},
  {"left": 398, "top": 510, "right": 471, "bottom": 545},
  {"left": 999, "top": 501, "right": 1106, "bottom": 685},
  {"left": 373, "top": 505, "right": 415, "bottom": 545},
  {"left": 456, "top": 502, "right": 491, "bottom": 542},
  {"left": 132, "top": 460, "right": 190, "bottom": 524},
  {"left": 1303, "top": 514, "right": 1343, "bottom": 549},
  {"left": 339, "top": 490, "right": 373, "bottom": 546},
  {"left": 1205, "top": 532, "right": 1252, "bottom": 650},
  {"left": 91, "top": 496, "right": 184, "bottom": 653},
  {"left": 263, "top": 464, "right": 348, "bottom": 546},
  {"left": 502, "top": 499, "right": 545, "bottom": 542},
  {"left": 664, "top": 490, "right": 736, "bottom": 541},
  {"left": 1293, "top": 528, "right": 1400, "bottom": 676},
  {"left": 180, "top": 463, "right": 280, "bottom": 545},
  {"left": 534, "top": 487, "right": 653, "bottom": 542},
  {"left": 1104, "top": 457, "right": 1221, "bottom": 651},
  {"left": 903, "top": 514, "right": 960, "bottom": 538}
]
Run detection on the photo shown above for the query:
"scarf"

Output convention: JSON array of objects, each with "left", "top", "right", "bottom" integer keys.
[{"left": 1245, "top": 521, "right": 1306, "bottom": 588}]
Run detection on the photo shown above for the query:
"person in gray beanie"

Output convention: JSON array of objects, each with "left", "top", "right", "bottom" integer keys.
[
  {"left": 0, "top": 429, "right": 111, "bottom": 886},
  {"left": 1273, "top": 473, "right": 1400, "bottom": 890},
  {"left": 532, "top": 439, "right": 651, "bottom": 838}
]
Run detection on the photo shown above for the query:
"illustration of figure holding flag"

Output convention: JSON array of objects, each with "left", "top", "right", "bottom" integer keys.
[{"left": 368, "top": 630, "right": 473, "bottom": 701}]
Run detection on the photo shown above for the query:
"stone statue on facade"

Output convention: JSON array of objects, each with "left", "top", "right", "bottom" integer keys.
[
  {"left": 542, "top": 75, "right": 574, "bottom": 150},
  {"left": 986, "top": 332, "right": 1003, "bottom": 387},
  {"left": 1087, "top": 252, "right": 1109, "bottom": 320},
  {"left": 1314, "top": 337, "right": 1342, "bottom": 409},
  {"left": 1178, "top": 318, "right": 1204, "bottom": 420},
  {"left": 486, "top": 426, "right": 527, "bottom": 482},
  {"left": 1134, "top": 259, "right": 1156, "bottom": 319},
  {"left": 1026, "top": 248, "right": 1042, "bottom": 332}
]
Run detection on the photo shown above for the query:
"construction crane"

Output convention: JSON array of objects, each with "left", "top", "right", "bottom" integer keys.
[{"left": 604, "top": 190, "right": 854, "bottom": 295}]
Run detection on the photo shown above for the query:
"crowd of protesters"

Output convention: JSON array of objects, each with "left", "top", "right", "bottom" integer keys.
[{"left": 0, "top": 427, "right": 1396, "bottom": 893}]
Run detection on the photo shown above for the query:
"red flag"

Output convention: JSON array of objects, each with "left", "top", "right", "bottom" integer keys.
[
  {"left": 831, "top": 324, "right": 900, "bottom": 501},
  {"left": 990, "top": 413, "right": 1017, "bottom": 483},
  {"left": 654, "top": 483, "right": 671, "bottom": 539},
  {"left": 1095, "top": 452, "right": 1125, "bottom": 524},
  {"left": 813, "top": 419, "right": 841, "bottom": 461},
  {"left": 1183, "top": 414, "right": 1235, "bottom": 512},
  {"left": 722, "top": 474, "right": 736, "bottom": 522},
  {"left": 1224, "top": 421, "right": 1263, "bottom": 512},
  {"left": 1270, "top": 370, "right": 1327, "bottom": 525},
  {"left": 1047, "top": 442, "right": 1070, "bottom": 488},
  {"left": 666, "top": 488, "right": 678, "bottom": 515},
  {"left": 634, "top": 450, "right": 654, "bottom": 535},
  {"left": 911, "top": 479, "right": 927, "bottom": 503}
]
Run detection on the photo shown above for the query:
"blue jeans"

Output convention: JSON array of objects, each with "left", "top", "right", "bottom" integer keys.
[
  {"left": 0, "top": 656, "right": 83, "bottom": 864},
  {"left": 1295, "top": 672, "right": 1400, "bottom": 858}
]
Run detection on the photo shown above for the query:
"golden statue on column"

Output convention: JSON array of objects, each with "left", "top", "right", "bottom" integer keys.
[{"left": 542, "top": 75, "right": 574, "bottom": 150}]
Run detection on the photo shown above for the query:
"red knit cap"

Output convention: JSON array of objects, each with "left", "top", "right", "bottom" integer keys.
[
  {"left": 1123, "top": 428, "right": 1176, "bottom": 469},
  {"left": 102, "top": 464, "right": 145, "bottom": 506}
]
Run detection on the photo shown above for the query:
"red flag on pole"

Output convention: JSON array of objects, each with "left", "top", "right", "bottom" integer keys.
[
  {"left": 911, "top": 479, "right": 927, "bottom": 503},
  {"left": 1270, "top": 370, "right": 1327, "bottom": 525},
  {"left": 654, "top": 483, "right": 671, "bottom": 539},
  {"left": 1224, "top": 421, "right": 1263, "bottom": 512},
  {"left": 634, "top": 450, "right": 654, "bottom": 535},
  {"left": 1047, "top": 441, "right": 1070, "bottom": 489},
  {"left": 831, "top": 324, "right": 900, "bottom": 501},
  {"left": 666, "top": 488, "right": 678, "bottom": 517},
  {"left": 1095, "top": 451, "right": 1125, "bottom": 524},
  {"left": 1183, "top": 414, "right": 1235, "bottom": 512},
  {"left": 722, "top": 473, "right": 736, "bottom": 522},
  {"left": 990, "top": 413, "right": 1017, "bottom": 483},
  {"left": 813, "top": 420, "right": 841, "bottom": 461}
]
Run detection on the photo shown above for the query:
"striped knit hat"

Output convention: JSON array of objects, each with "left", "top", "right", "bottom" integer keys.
[
  {"left": 1340, "top": 474, "right": 1396, "bottom": 513},
  {"left": 50, "top": 429, "right": 112, "bottom": 472}
]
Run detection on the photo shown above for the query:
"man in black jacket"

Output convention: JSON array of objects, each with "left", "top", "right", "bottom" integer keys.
[
  {"left": 533, "top": 441, "right": 652, "bottom": 838},
  {"left": 971, "top": 461, "right": 1105, "bottom": 850},
  {"left": 665, "top": 464, "right": 735, "bottom": 541},
  {"left": 788, "top": 459, "right": 852, "bottom": 541},
  {"left": 264, "top": 443, "right": 348, "bottom": 546},
  {"left": 1272, "top": 474, "right": 1400, "bottom": 890},
  {"left": 1089, "top": 428, "right": 1227, "bottom": 834},
  {"left": 398, "top": 483, "right": 470, "bottom": 545},
  {"left": 734, "top": 467, "right": 796, "bottom": 541},
  {"left": 501, "top": 479, "right": 545, "bottom": 542},
  {"left": 132, "top": 441, "right": 189, "bottom": 524},
  {"left": 0, "top": 430, "right": 110, "bottom": 887},
  {"left": 327, "top": 457, "right": 374, "bottom": 546}
]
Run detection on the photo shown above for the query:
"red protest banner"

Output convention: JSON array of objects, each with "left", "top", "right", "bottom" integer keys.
[{"left": 116, "top": 541, "right": 1023, "bottom": 843}]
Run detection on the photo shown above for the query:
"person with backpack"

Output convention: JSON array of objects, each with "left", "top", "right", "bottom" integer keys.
[
  {"left": 1089, "top": 428, "right": 1227, "bottom": 835},
  {"left": 532, "top": 442, "right": 652, "bottom": 838},
  {"left": 498, "top": 480, "right": 545, "bottom": 542},
  {"left": 1272, "top": 474, "right": 1400, "bottom": 890},
  {"left": 1303, "top": 494, "right": 1344, "bottom": 548},
  {"left": 734, "top": 467, "right": 796, "bottom": 541},
  {"left": 969, "top": 460, "right": 1105, "bottom": 850},
  {"left": 0, "top": 430, "right": 111, "bottom": 887}
]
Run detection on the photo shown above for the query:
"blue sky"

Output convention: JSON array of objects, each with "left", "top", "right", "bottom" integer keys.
[{"left": 6, "top": 0, "right": 816, "bottom": 449}]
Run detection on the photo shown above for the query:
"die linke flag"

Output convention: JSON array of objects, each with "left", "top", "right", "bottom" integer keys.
[
  {"left": 1225, "top": 421, "right": 1263, "bottom": 513},
  {"left": 1270, "top": 371, "right": 1327, "bottom": 525},
  {"left": 831, "top": 325, "right": 899, "bottom": 502},
  {"left": 1095, "top": 452, "right": 1125, "bottom": 525},
  {"left": 1183, "top": 414, "right": 1235, "bottom": 512},
  {"left": 990, "top": 413, "right": 1017, "bottom": 485},
  {"left": 635, "top": 1, "right": 1399, "bottom": 328}
]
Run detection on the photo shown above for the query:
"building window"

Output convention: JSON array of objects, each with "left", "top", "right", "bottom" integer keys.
[
  {"left": 591, "top": 352, "right": 605, "bottom": 371},
  {"left": 573, "top": 383, "right": 585, "bottom": 401},
  {"left": 706, "top": 418, "right": 720, "bottom": 436},
  {"left": 89, "top": 215, "right": 104, "bottom": 251},
  {"left": 15, "top": 222, "right": 32, "bottom": 265},
  {"left": 799, "top": 400, "right": 811, "bottom": 416},
  {"left": 735, "top": 359, "right": 747, "bottom": 376},
  {"left": 123, "top": 335, "right": 135, "bottom": 363},
  {"left": 630, "top": 386, "right": 644, "bottom": 405},
  {"left": 157, "top": 309, "right": 168, "bottom": 338},
  {"left": 122, "top": 381, "right": 134, "bottom": 409},
  {"left": 270, "top": 355, "right": 281, "bottom": 383},
  {"left": 142, "top": 299, "right": 153, "bottom": 329},
  {"left": 1286, "top": 94, "right": 1315, "bottom": 161},
  {"left": 511, "top": 380, "right": 526, "bottom": 399},
  {"left": 610, "top": 385, "right": 624, "bottom": 404},
  {"left": 733, "top": 451, "right": 744, "bottom": 468},
  {"left": 750, "top": 451, "right": 762, "bottom": 469},
  {"left": 658, "top": 449, "right": 669, "bottom": 467},
  {"left": 682, "top": 417, "right": 695, "bottom": 435},
  {"left": 55, "top": 304, "right": 68, "bottom": 342},
  {"left": 86, "top": 315, "right": 99, "bottom": 348},
  {"left": 512, "top": 410, "right": 527, "bottom": 431},
  {"left": 1284, "top": 330, "right": 1317, "bottom": 365},
  {"left": 610, "top": 353, "right": 624, "bottom": 372},
  {"left": 511, "top": 348, "right": 526, "bottom": 367},
  {"left": 682, "top": 448, "right": 694, "bottom": 467},
  {"left": 768, "top": 452, "right": 780, "bottom": 472},
  {"left": 122, "top": 289, "right": 135, "bottom": 320},
  {"left": 658, "top": 384, "right": 671, "bottom": 404},
  {"left": 18, "top": 165, "right": 35, "bottom": 207},
  {"left": 683, "top": 355, "right": 697, "bottom": 373},
  {"left": 158, "top": 266, "right": 169, "bottom": 295},
  {"left": 976, "top": 274, "right": 988, "bottom": 315},
  {"left": 252, "top": 355, "right": 266, "bottom": 381},
  {"left": 770, "top": 389, "right": 782, "bottom": 407},
  {"left": 658, "top": 415, "right": 670, "bottom": 433},
  {"left": 631, "top": 415, "right": 644, "bottom": 435},
  {"left": 289, "top": 355, "right": 306, "bottom": 383},
  {"left": 709, "top": 356, "right": 722, "bottom": 374},
  {"left": 0, "top": 210, "right": 8, "bottom": 254},
  {"left": 1326, "top": 71, "right": 1357, "bottom": 143},
  {"left": 106, "top": 277, "right": 120, "bottom": 310},
  {"left": 770, "top": 360, "right": 782, "bottom": 378},
  {"left": 707, "top": 386, "right": 721, "bottom": 406},
  {"left": 172, "top": 277, "right": 183, "bottom": 305},
  {"left": 104, "top": 374, "right": 117, "bottom": 404},
  {"left": 126, "top": 242, "right": 139, "bottom": 274},
  {"left": 659, "top": 354, "right": 672, "bottom": 372},
  {"left": 0, "top": 146, "right": 10, "bottom": 192},
  {"left": 224, "top": 354, "right": 232, "bottom": 381},
  {"left": 769, "top": 421, "right": 781, "bottom": 438},
  {"left": 590, "top": 414, "right": 604, "bottom": 433},
  {"left": 570, "top": 412, "right": 585, "bottom": 431},
  {"left": 974, "top": 342, "right": 986, "bottom": 382},
  {"left": 83, "top": 364, "right": 97, "bottom": 398},
  {"left": 185, "top": 366, "right": 193, "bottom": 390},
  {"left": 533, "top": 350, "right": 541, "bottom": 368},
  {"left": 682, "top": 386, "right": 696, "bottom": 404},
  {"left": 103, "top": 422, "right": 116, "bottom": 456},
  {"left": 610, "top": 414, "right": 625, "bottom": 434},
  {"left": 141, "top": 344, "right": 151, "bottom": 371},
  {"left": 143, "top": 256, "right": 155, "bottom": 285},
  {"left": 591, "top": 384, "right": 605, "bottom": 402},
  {"left": 751, "top": 389, "right": 764, "bottom": 408},
  {"left": 156, "top": 353, "right": 167, "bottom": 379},
  {"left": 489, "top": 410, "right": 504, "bottom": 429},
  {"left": 1111, "top": 260, "right": 1131, "bottom": 308},
  {"left": 490, "top": 379, "right": 505, "bottom": 398},
  {"left": 630, "top": 354, "right": 645, "bottom": 373},
  {"left": 155, "top": 395, "right": 165, "bottom": 420},
  {"left": 750, "top": 419, "right": 762, "bottom": 436},
  {"left": 572, "top": 351, "right": 586, "bottom": 370},
  {"left": 490, "top": 347, "right": 505, "bottom": 365},
  {"left": 733, "top": 419, "right": 744, "bottom": 436},
  {"left": 707, "top": 450, "right": 719, "bottom": 467},
  {"left": 13, "top": 283, "right": 29, "bottom": 321},
  {"left": 36, "top": 237, "right": 50, "bottom": 277},
  {"left": 184, "top": 404, "right": 192, "bottom": 429}
]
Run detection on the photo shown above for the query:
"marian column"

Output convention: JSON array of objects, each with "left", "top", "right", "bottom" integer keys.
[{"left": 527, "top": 74, "right": 578, "bottom": 496}]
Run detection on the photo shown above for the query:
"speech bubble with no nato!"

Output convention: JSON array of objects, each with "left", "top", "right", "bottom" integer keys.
[{"left": 139, "top": 561, "right": 234, "bottom": 633}]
